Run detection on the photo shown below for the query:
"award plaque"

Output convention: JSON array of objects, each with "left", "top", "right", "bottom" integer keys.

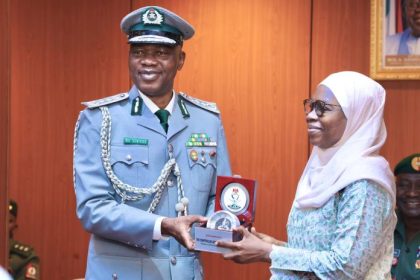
[
  {"left": 194, "top": 175, "right": 257, "bottom": 254},
  {"left": 215, "top": 176, "right": 257, "bottom": 226}
]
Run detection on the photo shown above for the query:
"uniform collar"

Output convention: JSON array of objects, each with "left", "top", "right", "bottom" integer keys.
[
  {"left": 166, "top": 96, "right": 188, "bottom": 139},
  {"left": 130, "top": 87, "right": 187, "bottom": 138},
  {"left": 138, "top": 89, "right": 175, "bottom": 114}
]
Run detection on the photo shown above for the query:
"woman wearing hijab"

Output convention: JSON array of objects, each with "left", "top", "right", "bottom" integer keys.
[{"left": 217, "top": 71, "right": 397, "bottom": 279}]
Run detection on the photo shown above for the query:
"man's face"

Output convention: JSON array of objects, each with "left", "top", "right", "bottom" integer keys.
[
  {"left": 128, "top": 44, "right": 185, "bottom": 98},
  {"left": 396, "top": 173, "right": 420, "bottom": 218},
  {"left": 406, "top": 0, "right": 420, "bottom": 37}
]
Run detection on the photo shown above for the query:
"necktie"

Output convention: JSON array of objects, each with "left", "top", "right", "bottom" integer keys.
[{"left": 155, "top": 109, "right": 170, "bottom": 133}]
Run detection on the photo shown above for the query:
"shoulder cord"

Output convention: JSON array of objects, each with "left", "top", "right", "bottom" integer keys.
[
  {"left": 73, "top": 112, "right": 82, "bottom": 193},
  {"left": 99, "top": 106, "right": 188, "bottom": 216}
]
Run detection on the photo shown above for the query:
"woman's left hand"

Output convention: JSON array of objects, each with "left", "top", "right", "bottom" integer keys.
[{"left": 216, "top": 226, "right": 273, "bottom": 264}]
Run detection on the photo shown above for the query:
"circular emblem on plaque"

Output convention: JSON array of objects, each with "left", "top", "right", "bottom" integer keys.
[
  {"left": 220, "top": 182, "right": 250, "bottom": 215},
  {"left": 207, "top": 210, "right": 240, "bottom": 231}
]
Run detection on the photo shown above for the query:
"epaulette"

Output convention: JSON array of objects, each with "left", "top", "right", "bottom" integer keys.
[
  {"left": 179, "top": 92, "right": 220, "bottom": 114},
  {"left": 82, "top": 93, "right": 129, "bottom": 109},
  {"left": 10, "top": 241, "right": 33, "bottom": 258}
]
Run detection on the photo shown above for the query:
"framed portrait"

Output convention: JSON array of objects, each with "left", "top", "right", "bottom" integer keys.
[{"left": 370, "top": 0, "right": 420, "bottom": 79}]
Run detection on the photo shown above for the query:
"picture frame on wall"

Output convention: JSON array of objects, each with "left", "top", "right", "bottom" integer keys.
[{"left": 370, "top": 0, "right": 420, "bottom": 79}]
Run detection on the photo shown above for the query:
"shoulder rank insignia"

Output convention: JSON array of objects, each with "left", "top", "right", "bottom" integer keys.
[
  {"left": 179, "top": 92, "right": 220, "bottom": 114},
  {"left": 11, "top": 241, "right": 33, "bottom": 257},
  {"left": 82, "top": 92, "right": 129, "bottom": 109}
]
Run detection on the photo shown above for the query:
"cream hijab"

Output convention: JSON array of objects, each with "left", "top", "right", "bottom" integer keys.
[{"left": 294, "top": 71, "right": 396, "bottom": 209}]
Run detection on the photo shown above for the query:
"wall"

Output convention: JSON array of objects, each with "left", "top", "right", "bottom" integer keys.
[
  {"left": 0, "top": 0, "right": 10, "bottom": 266},
  {"left": 9, "top": 1, "right": 130, "bottom": 278},
  {"left": 311, "top": 0, "right": 419, "bottom": 167},
  {"left": 7, "top": 0, "right": 419, "bottom": 279}
]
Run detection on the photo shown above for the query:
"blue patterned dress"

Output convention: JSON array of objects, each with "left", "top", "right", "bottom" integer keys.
[{"left": 270, "top": 180, "right": 396, "bottom": 280}]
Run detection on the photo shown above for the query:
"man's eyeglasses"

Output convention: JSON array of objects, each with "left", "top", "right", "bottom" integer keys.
[{"left": 303, "top": 99, "right": 342, "bottom": 117}]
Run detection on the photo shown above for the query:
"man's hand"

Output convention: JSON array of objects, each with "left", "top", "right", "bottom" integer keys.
[
  {"left": 161, "top": 215, "right": 207, "bottom": 250},
  {"left": 216, "top": 226, "right": 273, "bottom": 264}
]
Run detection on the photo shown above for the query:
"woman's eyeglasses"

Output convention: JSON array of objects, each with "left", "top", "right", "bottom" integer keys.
[{"left": 303, "top": 99, "right": 342, "bottom": 117}]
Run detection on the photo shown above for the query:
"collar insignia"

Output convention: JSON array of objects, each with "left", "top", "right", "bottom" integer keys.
[
  {"left": 178, "top": 98, "right": 190, "bottom": 119},
  {"left": 131, "top": 96, "right": 143, "bottom": 115}
]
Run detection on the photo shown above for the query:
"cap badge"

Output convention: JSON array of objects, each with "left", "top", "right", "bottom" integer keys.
[
  {"left": 142, "top": 8, "right": 163, "bottom": 25},
  {"left": 411, "top": 156, "right": 420, "bottom": 171}
]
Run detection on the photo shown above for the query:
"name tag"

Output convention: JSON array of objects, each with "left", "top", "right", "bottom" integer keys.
[{"left": 124, "top": 137, "right": 148, "bottom": 145}]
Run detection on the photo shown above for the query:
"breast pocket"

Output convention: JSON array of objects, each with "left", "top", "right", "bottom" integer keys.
[
  {"left": 110, "top": 145, "right": 149, "bottom": 186},
  {"left": 186, "top": 147, "right": 217, "bottom": 192}
]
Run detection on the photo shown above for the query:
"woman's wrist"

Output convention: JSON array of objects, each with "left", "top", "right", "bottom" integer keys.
[{"left": 261, "top": 241, "right": 273, "bottom": 263}]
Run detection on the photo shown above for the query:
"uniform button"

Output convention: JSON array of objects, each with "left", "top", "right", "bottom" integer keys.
[
  {"left": 112, "top": 273, "right": 118, "bottom": 280},
  {"left": 170, "top": 256, "right": 177, "bottom": 265},
  {"left": 126, "top": 154, "right": 132, "bottom": 161},
  {"left": 167, "top": 180, "right": 174, "bottom": 187},
  {"left": 168, "top": 144, "right": 173, "bottom": 153}
]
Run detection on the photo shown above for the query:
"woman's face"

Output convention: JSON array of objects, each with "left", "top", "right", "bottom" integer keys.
[{"left": 305, "top": 85, "right": 347, "bottom": 149}]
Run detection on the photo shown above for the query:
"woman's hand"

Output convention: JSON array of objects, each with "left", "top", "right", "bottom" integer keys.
[
  {"left": 216, "top": 226, "right": 273, "bottom": 264},
  {"left": 250, "top": 227, "right": 286, "bottom": 246}
]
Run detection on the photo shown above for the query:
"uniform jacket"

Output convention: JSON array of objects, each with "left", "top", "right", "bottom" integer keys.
[
  {"left": 73, "top": 86, "right": 232, "bottom": 279},
  {"left": 9, "top": 239, "right": 40, "bottom": 280},
  {"left": 391, "top": 212, "right": 420, "bottom": 280}
]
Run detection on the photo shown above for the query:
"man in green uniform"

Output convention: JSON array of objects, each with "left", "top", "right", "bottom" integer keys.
[
  {"left": 8, "top": 200, "right": 40, "bottom": 280},
  {"left": 391, "top": 153, "right": 420, "bottom": 280}
]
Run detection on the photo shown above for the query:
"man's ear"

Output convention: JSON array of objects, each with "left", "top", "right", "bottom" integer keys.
[{"left": 177, "top": 51, "right": 186, "bottom": 71}]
